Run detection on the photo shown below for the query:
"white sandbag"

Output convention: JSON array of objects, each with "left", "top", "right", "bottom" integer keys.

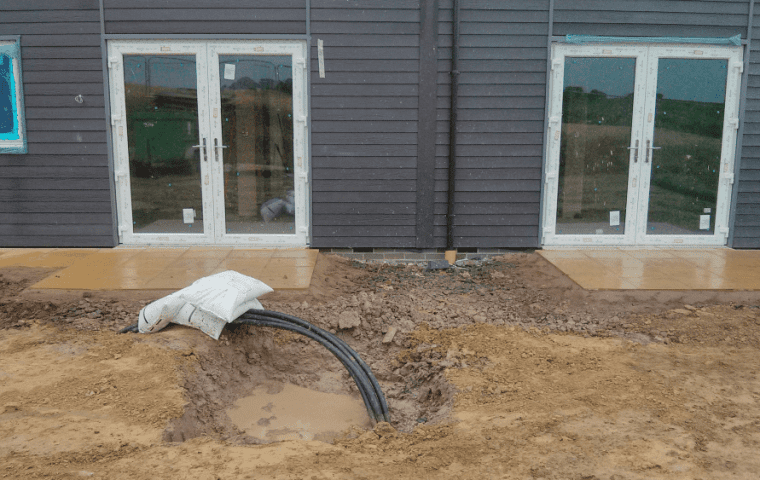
[
  {"left": 137, "top": 271, "right": 271, "bottom": 339},
  {"left": 178, "top": 271, "right": 272, "bottom": 322}
]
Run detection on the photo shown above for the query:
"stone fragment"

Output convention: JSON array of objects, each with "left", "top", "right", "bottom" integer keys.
[
  {"left": 425, "top": 260, "right": 450, "bottom": 270},
  {"left": 337, "top": 311, "right": 361, "bottom": 330},
  {"left": 2, "top": 403, "right": 20, "bottom": 414},
  {"left": 684, "top": 305, "right": 697, "bottom": 311},
  {"left": 382, "top": 326, "right": 398, "bottom": 344},
  {"left": 672, "top": 309, "right": 692, "bottom": 315}
]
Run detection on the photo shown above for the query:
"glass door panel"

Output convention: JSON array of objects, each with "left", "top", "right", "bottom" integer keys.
[
  {"left": 644, "top": 58, "right": 728, "bottom": 237},
  {"left": 217, "top": 54, "right": 295, "bottom": 235},
  {"left": 543, "top": 43, "right": 742, "bottom": 247},
  {"left": 123, "top": 54, "right": 205, "bottom": 235},
  {"left": 556, "top": 57, "right": 637, "bottom": 236},
  {"left": 208, "top": 41, "right": 308, "bottom": 246}
]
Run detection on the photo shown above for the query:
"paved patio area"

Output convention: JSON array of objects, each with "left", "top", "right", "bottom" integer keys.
[
  {"left": 0, "top": 247, "right": 318, "bottom": 290},
  {"left": 538, "top": 248, "right": 760, "bottom": 290}
]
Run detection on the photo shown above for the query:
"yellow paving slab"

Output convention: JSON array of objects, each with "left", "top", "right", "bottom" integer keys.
[
  {"left": 17, "top": 247, "right": 316, "bottom": 291},
  {"left": 539, "top": 248, "right": 760, "bottom": 290}
]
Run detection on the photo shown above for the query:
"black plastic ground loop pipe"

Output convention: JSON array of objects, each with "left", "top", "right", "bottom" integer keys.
[
  {"left": 244, "top": 310, "right": 390, "bottom": 422},
  {"left": 234, "top": 317, "right": 384, "bottom": 422},
  {"left": 239, "top": 312, "right": 389, "bottom": 422},
  {"left": 117, "top": 311, "right": 391, "bottom": 423}
]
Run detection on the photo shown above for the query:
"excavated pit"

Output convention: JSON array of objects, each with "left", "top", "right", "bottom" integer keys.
[{"left": 162, "top": 321, "right": 456, "bottom": 444}]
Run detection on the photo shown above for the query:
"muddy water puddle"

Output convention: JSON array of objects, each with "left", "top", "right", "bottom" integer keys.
[{"left": 227, "top": 382, "right": 371, "bottom": 443}]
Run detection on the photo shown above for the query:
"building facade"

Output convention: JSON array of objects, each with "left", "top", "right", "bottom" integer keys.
[{"left": 1, "top": 0, "right": 759, "bottom": 250}]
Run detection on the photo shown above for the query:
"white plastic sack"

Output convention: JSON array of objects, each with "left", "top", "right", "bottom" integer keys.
[
  {"left": 178, "top": 270, "right": 272, "bottom": 322},
  {"left": 138, "top": 271, "right": 272, "bottom": 340}
]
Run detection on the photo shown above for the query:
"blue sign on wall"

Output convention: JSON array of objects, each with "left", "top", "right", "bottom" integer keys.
[{"left": 0, "top": 37, "right": 27, "bottom": 154}]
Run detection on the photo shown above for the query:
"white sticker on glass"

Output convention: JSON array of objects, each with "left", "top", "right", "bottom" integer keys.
[
  {"left": 183, "top": 208, "right": 195, "bottom": 224},
  {"left": 699, "top": 215, "right": 710, "bottom": 230},
  {"left": 224, "top": 63, "right": 236, "bottom": 81},
  {"left": 704, "top": 207, "right": 711, "bottom": 213},
  {"left": 609, "top": 210, "right": 620, "bottom": 227}
]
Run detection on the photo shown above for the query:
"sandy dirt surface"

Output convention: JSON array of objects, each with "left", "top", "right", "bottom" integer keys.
[{"left": 1, "top": 252, "right": 760, "bottom": 479}]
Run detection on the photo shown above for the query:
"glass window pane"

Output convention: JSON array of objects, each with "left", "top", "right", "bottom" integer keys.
[
  {"left": 556, "top": 57, "right": 636, "bottom": 236},
  {"left": 219, "top": 55, "right": 295, "bottom": 235},
  {"left": 647, "top": 58, "right": 727, "bottom": 236},
  {"left": 123, "top": 55, "right": 204, "bottom": 234}
]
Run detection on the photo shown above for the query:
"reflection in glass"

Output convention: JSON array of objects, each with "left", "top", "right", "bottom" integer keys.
[
  {"left": 123, "top": 55, "right": 204, "bottom": 234},
  {"left": 647, "top": 59, "right": 727, "bottom": 235},
  {"left": 219, "top": 55, "right": 295, "bottom": 235},
  {"left": 556, "top": 57, "right": 636, "bottom": 235}
]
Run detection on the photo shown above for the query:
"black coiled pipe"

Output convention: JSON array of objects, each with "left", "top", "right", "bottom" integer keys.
[
  {"left": 118, "top": 310, "right": 390, "bottom": 424},
  {"left": 241, "top": 310, "right": 390, "bottom": 422}
]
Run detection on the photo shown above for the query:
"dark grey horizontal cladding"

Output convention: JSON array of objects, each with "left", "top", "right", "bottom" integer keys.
[
  {"left": 1, "top": 3, "right": 111, "bottom": 247},
  {"left": 312, "top": 169, "right": 416, "bottom": 180},
  {"left": 22, "top": 47, "right": 102, "bottom": 60},
  {"left": 4, "top": 0, "right": 99, "bottom": 9},
  {"left": 0, "top": 200, "right": 111, "bottom": 213},
  {"left": 312, "top": 180, "right": 416, "bottom": 192},
  {"left": 310, "top": 236, "right": 416, "bottom": 248},
  {"left": 4, "top": 166, "right": 108, "bottom": 179},
  {"left": 434, "top": 202, "right": 539, "bottom": 215},
  {"left": 24, "top": 70, "right": 105, "bottom": 83},
  {"left": 0, "top": 190, "right": 112, "bottom": 203},
  {"left": 432, "top": 0, "right": 548, "bottom": 249},
  {"left": 312, "top": 203, "right": 416, "bottom": 215},
  {"left": 436, "top": 132, "right": 544, "bottom": 145},
  {"left": 314, "top": 109, "right": 418, "bottom": 121},
  {"left": 313, "top": 214, "right": 416, "bottom": 226},
  {"left": 22, "top": 34, "right": 101, "bottom": 47},
  {"left": 734, "top": 214, "right": 760, "bottom": 226},
  {"left": 433, "top": 168, "right": 541, "bottom": 181},
  {"left": 313, "top": 133, "right": 417, "bottom": 145},
  {"left": 26, "top": 96, "right": 105, "bottom": 108},
  {"left": 313, "top": 121, "right": 418, "bottom": 133},
  {"left": 0, "top": 236, "right": 114, "bottom": 248},
  {"left": 0, "top": 155, "right": 109, "bottom": 168},
  {"left": 554, "top": 0, "right": 749, "bottom": 38},
  {"left": 310, "top": 34, "right": 419, "bottom": 47},
  {"left": 26, "top": 108, "right": 106, "bottom": 120},
  {"left": 435, "top": 157, "right": 542, "bottom": 169},
  {"left": 436, "top": 120, "right": 544, "bottom": 133},
  {"left": 0, "top": 213, "right": 113, "bottom": 224},
  {"left": 105, "top": 22, "right": 306, "bottom": 35},
  {"left": 314, "top": 157, "right": 416, "bottom": 168},
  {"left": 0, "top": 178, "right": 110, "bottom": 190},
  {"left": 310, "top": 2, "right": 421, "bottom": 248},
  {"left": 104, "top": 0, "right": 306, "bottom": 35},
  {"left": 434, "top": 179, "right": 542, "bottom": 192},
  {"left": 0, "top": 23, "right": 99, "bottom": 36}
]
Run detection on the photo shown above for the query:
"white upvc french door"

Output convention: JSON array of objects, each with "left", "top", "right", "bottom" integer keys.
[
  {"left": 107, "top": 40, "right": 308, "bottom": 246},
  {"left": 542, "top": 43, "right": 743, "bottom": 247}
]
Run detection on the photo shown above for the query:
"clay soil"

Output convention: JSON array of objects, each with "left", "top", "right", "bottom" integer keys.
[{"left": 2, "top": 252, "right": 760, "bottom": 479}]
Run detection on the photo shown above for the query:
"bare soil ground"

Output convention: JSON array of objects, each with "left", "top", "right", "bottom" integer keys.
[{"left": 2, "top": 252, "right": 760, "bottom": 479}]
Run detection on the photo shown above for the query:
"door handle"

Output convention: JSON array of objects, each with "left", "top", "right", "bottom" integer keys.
[
  {"left": 644, "top": 140, "right": 661, "bottom": 164},
  {"left": 192, "top": 138, "right": 207, "bottom": 162},
  {"left": 214, "top": 138, "right": 228, "bottom": 161},
  {"left": 627, "top": 139, "right": 639, "bottom": 163}
]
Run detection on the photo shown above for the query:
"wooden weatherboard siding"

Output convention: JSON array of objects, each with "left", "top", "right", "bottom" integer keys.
[
  {"left": 0, "top": 0, "right": 112, "bottom": 247},
  {"left": 434, "top": 0, "right": 548, "bottom": 249},
  {"left": 734, "top": 9, "right": 760, "bottom": 248},
  {"left": 310, "top": 0, "right": 421, "bottom": 248},
  {"left": 102, "top": 0, "right": 307, "bottom": 35}
]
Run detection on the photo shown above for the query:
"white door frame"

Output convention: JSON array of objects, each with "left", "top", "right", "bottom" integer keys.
[
  {"left": 635, "top": 45, "right": 743, "bottom": 246},
  {"left": 542, "top": 43, "right": 743, "bottom": 247},
  {"left": 206, "top": 41, "right": 309, "bottom": 246},
  {"left": 107, "top": 39, "right": 309, "bottom": 247}
]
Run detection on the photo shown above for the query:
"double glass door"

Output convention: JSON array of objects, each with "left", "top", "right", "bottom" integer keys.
[
  {"left": 542, "top": 44, "right": 743, "bottom": 246},
  {"left": 107, "top": 41, "right": 308, "bottom": 246}
]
